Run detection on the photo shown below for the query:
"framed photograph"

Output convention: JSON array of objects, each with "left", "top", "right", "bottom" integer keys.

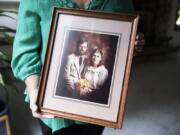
[{"left": 37, "top": 7, "right": 139, "bottom": 128}]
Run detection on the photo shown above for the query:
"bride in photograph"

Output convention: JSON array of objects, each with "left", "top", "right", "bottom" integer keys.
[{"left": 76, "top": 48, "right": 108, "bottom": 102}]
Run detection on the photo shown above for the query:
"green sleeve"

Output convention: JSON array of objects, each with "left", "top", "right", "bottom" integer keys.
[{"left": 11, "top": 0, "right": 42, "bottom": 81}]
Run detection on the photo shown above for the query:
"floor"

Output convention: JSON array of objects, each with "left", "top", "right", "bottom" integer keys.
[{"left": 3, "top": 51, "right": 180, "bottom": 135}]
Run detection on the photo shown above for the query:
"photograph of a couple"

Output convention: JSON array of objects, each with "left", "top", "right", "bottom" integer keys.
[{"left": 55, "top": 29, "right": 120, "bottom": 105}]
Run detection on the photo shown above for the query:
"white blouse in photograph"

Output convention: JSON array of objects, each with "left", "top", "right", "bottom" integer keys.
[{"left": 83, "top": 65, "right": 108, "bottom": 90}]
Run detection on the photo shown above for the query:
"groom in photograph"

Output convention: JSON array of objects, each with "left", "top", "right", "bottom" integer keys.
[{"left": 64, "top": 38, "right": 89, "bottom": 95}]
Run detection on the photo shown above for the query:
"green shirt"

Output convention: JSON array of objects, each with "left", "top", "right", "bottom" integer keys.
[{"left": 11, "top": 0, "right": 134, "bottom": 132}]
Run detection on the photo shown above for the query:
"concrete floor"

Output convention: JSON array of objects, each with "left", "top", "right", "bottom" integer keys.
[{"left": 5, "top": 51, "right": 180, "bottom": 135}]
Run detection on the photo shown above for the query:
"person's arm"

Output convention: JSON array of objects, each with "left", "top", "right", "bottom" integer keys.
[
  {"left": 25, "top": 75, "right": 54, "bottom": 118},
  {"left": 11, "top": 0, "right": 42, "bottom": 80},
  {"left": 11, "top": 0, "right": 53, "bottom": 118},
  {"left": 25, "top": 75, "right": 40, "bottom": 117}
]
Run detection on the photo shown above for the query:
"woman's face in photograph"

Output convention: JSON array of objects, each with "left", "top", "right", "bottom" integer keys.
[{"left": 92, "top": 51, "right": 102, "bottom": 67}]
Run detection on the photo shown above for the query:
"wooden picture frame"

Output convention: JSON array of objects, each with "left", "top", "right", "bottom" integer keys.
[{"left": 37, "top": 7, "right": 139, "bottom": 128}]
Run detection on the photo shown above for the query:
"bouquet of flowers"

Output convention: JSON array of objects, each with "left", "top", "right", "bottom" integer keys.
[{"left": 76, "top": 79, "right": 91, "bottom": 96}]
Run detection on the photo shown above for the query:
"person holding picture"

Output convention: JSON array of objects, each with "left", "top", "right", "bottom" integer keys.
[{"left": 11, "top": 0, "right": 145, "bottom": 135}]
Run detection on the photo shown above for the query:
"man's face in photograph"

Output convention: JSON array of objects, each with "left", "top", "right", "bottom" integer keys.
[{"left": 78, "top": 42, "right": 88, "bottom": 55}]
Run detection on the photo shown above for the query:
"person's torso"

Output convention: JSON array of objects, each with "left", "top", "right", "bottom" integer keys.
[{"left": 39, "top": 0, "right": 134, "bottom": 62}]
